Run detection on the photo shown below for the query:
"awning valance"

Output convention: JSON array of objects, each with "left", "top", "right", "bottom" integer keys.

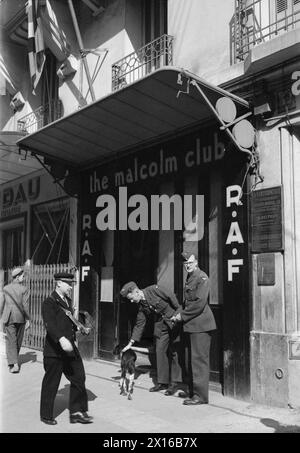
[{"left": 17, "top": 67, "right": 252, "bottom": 169}]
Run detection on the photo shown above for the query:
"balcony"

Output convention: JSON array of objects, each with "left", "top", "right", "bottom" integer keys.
[
  {"left": 112, "top": 34, "right": 174, "bottom": 91},
  {"left": 231, "top": 0, "right": 300, "bottom": 64},
  {"left": 17, "top": 100, "right": 62, "bottom": 134}
]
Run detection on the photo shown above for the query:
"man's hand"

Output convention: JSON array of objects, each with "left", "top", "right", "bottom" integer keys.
[
  {"left": 25, "top": 320, "right": 30, "bottom": 330},
  {"left": 171, "top": 313, "right": 182, "bottom": 323},
  {"left": 122, "top": 342, "right": 133, "bottom": 353},
  {"left": 59, "top": 336, "right": 73, "bottom": 353}
]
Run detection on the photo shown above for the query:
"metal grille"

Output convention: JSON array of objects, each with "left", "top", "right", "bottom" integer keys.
[
  {"left": 17, "top": 100, "right": 62, "bottom": 134},
  {"left": 112, "top": 34, "right": 174, "bottom": 91},
  {"left": 23, "top": 264, "right": 74, "bottom": 350},
  {"left": 1, "top": 264, "right": 74, "bottom": 351},
  {"left": 231, "top": 0, "right": 300, "bottom": 63}
]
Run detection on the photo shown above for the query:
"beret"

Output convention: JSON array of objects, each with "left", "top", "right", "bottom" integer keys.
[
  {"left": 12, "top": 267, "right": 24, "bottom": 278},
  {"left": 181, "top": 251, "right": 198, "bottom": 261},
  {"left": 54, "top": 272, "right": 75, "bottom": 283},
  {"left": 120, "top": 281, "right": 138, "bottom": 297}
]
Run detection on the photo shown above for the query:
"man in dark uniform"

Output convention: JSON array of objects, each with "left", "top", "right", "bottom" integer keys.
[
  {"left": 40, "top": 272, "right": 93, "bottom": 425},
  {"left": 1, "top": 267, "right": 30, "bottom": 373},
  {"left": 120, "top": 282, "right": 183, "bottom": 395},
  {"left": 171, "top": 252, "right": 216, "bottom": 405}
]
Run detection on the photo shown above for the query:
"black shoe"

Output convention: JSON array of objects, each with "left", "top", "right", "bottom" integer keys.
[
  {"left": 40, "top": 417, "right": 57, "bottom": 425},
  {"left": 149, "top": 383, "right": 168, "bottom": 392},
  {"left": 183, "top": 395, "right": 208, "bottom": 405},
  {"left": 164, "top": 384, "right": 177, "bottom": 396},
  {"left": 70, "top": 412, "right": 93, "bottom": 424}
]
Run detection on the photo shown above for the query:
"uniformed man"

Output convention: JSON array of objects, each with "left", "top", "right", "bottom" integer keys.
[
  {"left": 171, "top": 252, "right": 216, "bottom": 405},
  {"left": 120, "top": 282, "right": 183, "bottom": 395},
  {"left": 0, "top": 267, "right": 30, "bottom": 374},
  {"left": 40, "top": 272, "right": 93, "bottom": 425}
]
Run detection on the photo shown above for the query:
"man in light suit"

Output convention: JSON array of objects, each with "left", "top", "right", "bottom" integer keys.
[
  {"left": 0, "top": 267, "right": 30, "bottom": 373},
  {"left": 171, "top": 252, "right": 216, "bottom": 405}
]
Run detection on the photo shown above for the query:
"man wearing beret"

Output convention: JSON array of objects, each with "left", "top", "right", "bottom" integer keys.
[
  {"left": 0, "top": 267, "right": 30, "bottom": 373},
  {"left": 40, "top": 272, "right": 93, "bottom": 425},
  {"left": 171, "top": 252, "right": 216, "bottom": 405},
  {"left": 120, "top": 281, "right": 183, "bottom": 395}
]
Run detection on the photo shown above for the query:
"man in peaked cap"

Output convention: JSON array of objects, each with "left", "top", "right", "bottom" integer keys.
[
  {"left": 171, "top": 250, "right": 217, "bottom": 405},
  {"left": 0, "top": 267, "right": 30, "bottom": 373},
  {"left": 40, "top": 271, "right": 93, "bottom": 425},
  {"left": 120, "top": 281, "right": 184, "bottom": 396}
]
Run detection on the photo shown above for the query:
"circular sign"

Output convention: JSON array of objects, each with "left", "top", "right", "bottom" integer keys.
[
  {"left": 232, "top": 119, "right": 255, "bottom": 148},
  {"left": 216, "top": 97, "right": 237, "bottom": 123}
]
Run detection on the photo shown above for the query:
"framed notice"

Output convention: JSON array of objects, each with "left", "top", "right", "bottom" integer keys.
[{"left": 251, "top": 186, "right": 283, "bottom": 253}]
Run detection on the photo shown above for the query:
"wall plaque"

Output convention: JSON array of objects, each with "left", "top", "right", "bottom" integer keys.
[
  {"left": 257, "top": 253, "right": 275, "bottom": 286},
  {"left": 251, "top": 186, "right": 283, "bottom": 253}
]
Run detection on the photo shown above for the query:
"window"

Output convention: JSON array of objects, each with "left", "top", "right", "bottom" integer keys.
[
  {"left": 3, "top": 226, "right": 25, "bottom": 269},
  {"left": 276, "top": 0, "right": 288, "bottom": 13},
  {"left": 31, "top": 198, "right": 70, "bottom": 264}
]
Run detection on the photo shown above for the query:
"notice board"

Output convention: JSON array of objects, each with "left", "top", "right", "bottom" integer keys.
[{"left": 251, "top": 186, "right": 283, "bottom": 253}]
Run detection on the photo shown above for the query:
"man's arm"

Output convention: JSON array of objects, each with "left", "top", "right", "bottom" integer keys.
[
  {"left": 42, "top": 300, "right": 65, "bottom": 343},
  {"left": 122, "top": 308, "right": 146, "bottom": 352},
  {"left": 21, "top": 287, "right": 30, "bottom": 320}
]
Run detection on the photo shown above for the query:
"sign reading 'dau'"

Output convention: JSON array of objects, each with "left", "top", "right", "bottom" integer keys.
[{"left": 251, "top": 186, "right": 283, "bottom": 253}]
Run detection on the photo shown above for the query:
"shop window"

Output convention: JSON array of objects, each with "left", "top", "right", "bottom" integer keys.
[
  {"left": 2, "top": 226, "right": 25, "bottom": 269},
  {"left": 31, "top": 198, "right": 70, "bottom": 264}
]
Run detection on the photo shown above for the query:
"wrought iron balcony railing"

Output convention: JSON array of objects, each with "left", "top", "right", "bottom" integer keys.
[
  {"left": 112, "top": 34, "right": 174, "bottom": 91},
  {"left": 231, "top": 0, "right": 300, "bottom": 63},
  {"left": 17, "top": 100, "right": 62, "bottom": 134}
]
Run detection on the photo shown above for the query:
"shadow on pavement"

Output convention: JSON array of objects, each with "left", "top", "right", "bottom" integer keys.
[
  {"left": 53, "top": 384, "right": 97, "bottom": 418},
  {"left": 19, "top": 351, "right": 37, "bottom": 365},
  {"left": 260, "top": 418, "right": 300, "bottom": 433}
]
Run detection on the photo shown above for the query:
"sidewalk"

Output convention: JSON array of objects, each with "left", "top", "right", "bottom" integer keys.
[{"left": 1, "top": 345, "right": 300, "bottom": 434}]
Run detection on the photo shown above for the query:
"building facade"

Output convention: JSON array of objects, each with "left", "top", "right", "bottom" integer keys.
[{"left": 1, "top": 0, "right": 300, "bottom": 408}]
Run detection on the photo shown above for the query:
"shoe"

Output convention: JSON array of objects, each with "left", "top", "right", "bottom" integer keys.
[
  {"left": 164, "top": 384, "right": 177, "bottom": 396},
  {"left": 10, "top": 364, "right": 20, "bottom": 373},
  {"left": 70, "top": 412, "right": 93, "bottom": 424},
  {"left": 149, "top": 383, "right": 168, "bottom": 392},
  {"left": 40, "top": 417, "right": 57, "bottom": 425},
  {"left": 183, "top": 395, "right": 208, "bottom": 405}
]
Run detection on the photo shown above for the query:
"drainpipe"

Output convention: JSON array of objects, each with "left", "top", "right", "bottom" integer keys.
[{"left": 68, "top": 0, "right": 96, "bottom": 102}]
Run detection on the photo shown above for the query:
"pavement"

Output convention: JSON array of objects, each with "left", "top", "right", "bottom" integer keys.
[{"left": 1, "top": 341, "right": 300, "bottom": 435}]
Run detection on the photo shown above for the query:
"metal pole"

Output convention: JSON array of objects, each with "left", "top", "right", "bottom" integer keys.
[{"left": 67, "top": 0, "right": 96, "bottom": 102}]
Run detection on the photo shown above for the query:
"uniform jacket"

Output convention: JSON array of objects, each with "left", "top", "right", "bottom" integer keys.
[
  {"left": 179, "top": 268, "right": 216, "bottom": 333},
  {"left": 131, "top": 284, "right": 180, "bottom": 342},
  {"left": 1, "top": 282, "right": 30, "bottom": 325},
  {"left": 42, "top": 290, "right": 78, "bottom": 358}
]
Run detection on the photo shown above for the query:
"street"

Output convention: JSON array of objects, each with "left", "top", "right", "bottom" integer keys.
[{"left": 1, "top": 345, "right": 300, "bottom": 434}]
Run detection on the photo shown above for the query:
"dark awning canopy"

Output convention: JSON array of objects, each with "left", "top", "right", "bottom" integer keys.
[{"left": 17, "top": 67, "right": 251, "bottom": 170}]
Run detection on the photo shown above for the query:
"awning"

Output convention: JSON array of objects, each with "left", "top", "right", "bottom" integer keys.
[{"left": 17, "top": 67, "right": 251, "bottom": 169}]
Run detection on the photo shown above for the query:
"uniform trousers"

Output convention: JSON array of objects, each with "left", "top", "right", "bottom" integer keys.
[
  {"left": 40, "top": 354, "right": 88, "bottom": 419},
  {"left": 5, "top": 322, "right": 25, "bottom": 366},
  {"left": 184, "top": 331, "right": 211, "bottom": 402},
  {"left": 156, "top": 323, "right": 182, "bottom": 385}
]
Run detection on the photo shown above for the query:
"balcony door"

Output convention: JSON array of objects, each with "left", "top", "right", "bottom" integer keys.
[{"left": 143, "top": 0, "right": 168, "bottom": 44}]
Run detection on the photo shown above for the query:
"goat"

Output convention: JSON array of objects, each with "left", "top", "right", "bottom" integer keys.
[{"left": 113, "top": 344, "right": 137, "bottom": 400}]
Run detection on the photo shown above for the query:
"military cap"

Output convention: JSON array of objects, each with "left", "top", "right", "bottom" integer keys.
[
  {"left": 120, "top": 281, "right": 138, "bottom": 297},
  {"left": 181, "top": 251, "right": 198, "bottom": 261},
  {"left": 54, "top": 272, "right": 75, "bottom": 283},
  {"left": 11, "top": 267, "right": 24, "bottom": 278}
]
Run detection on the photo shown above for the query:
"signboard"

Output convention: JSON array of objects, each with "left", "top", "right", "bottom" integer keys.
[{"left": 251, "top": 187, "right": 283, "bottom": 253}]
